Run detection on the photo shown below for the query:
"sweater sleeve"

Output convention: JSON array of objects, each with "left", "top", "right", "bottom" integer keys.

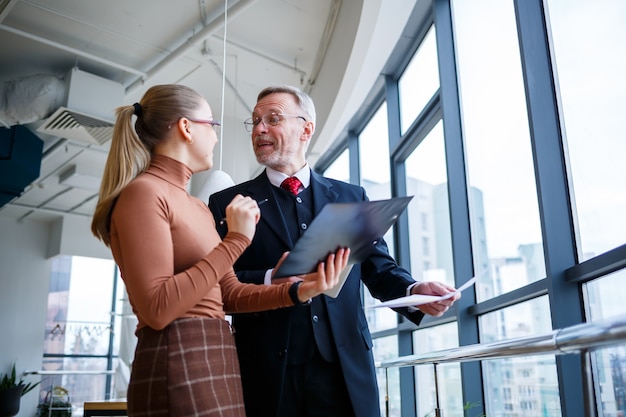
[
  {"left": 220, "top": 271, "right": 294, "bottom": 314},
  {"left": 111, "top": 178, "right": 253, "bottom": 330},
  {"left": 118, "top": 231, "right": 250, "bottom": 329}
]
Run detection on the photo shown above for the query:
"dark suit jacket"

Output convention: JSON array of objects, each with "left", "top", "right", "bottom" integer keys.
[{"left": 208, "top": 170, "right": 424, "bottom": 417}]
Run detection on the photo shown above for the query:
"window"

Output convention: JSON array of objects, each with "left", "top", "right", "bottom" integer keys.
[
  {"left": 41, "top": 256, "right": 125, "bottom": 408},
  {"left": 399, "top": 25, "right": 440, "bottom": 134},
  {"left": 360, "top": 103, "right": 398, "bottom": 332},
  {"left": 405, "top": 121, "right": 454, "bottom": 287},
  {"left": 323, "top": 148, "right": 350, "bottom": 183},
  {"left": 316, "top": 0, "right": 625, "bottom": 415},
  {"left": 584, "top": 269, "right": 626, "bottom": 417},
  {"left": 479, "top": 297, "right": 560, "bottom": 416},
  {"left": 452, "top": 0, "right": 546, "bottom": 301},
  {"left": 359, "top": 103, "right": 391, "bottom": 200},
  {"left": 545, "top": 0, "right": 626, "bottom": 260},
  {"left": 374, "top": 336, "right": 400, "bottom": 417},
  {"left": 413, "top": 323, "right": 461, "bottom": 417}
]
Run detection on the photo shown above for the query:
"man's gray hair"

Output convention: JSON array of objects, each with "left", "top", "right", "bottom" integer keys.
[{"left": 257, "top": 85, "right": 316, "bottom": 124}]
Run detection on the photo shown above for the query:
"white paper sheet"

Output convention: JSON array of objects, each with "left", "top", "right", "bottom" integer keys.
[{"left": 369, "top": 277, "right": 476, "bottom": 309}]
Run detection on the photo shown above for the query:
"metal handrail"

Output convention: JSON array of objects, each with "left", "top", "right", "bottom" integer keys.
[
  {"left": 23, "top": 370, "right": 115, "bottom": 375},
  {"left": 378, "top": 313, "right": 626, "bottom": 369},
  {"left": 377, "top": 313, "right": 626, "bottom": 417}
]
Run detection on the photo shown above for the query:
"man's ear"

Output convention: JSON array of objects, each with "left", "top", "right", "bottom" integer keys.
[{"left": 300, "top": 120, "right": 315, "bottom": 142}]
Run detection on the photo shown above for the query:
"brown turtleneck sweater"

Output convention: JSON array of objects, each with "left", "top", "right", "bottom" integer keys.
[{"left": 110, "top": 154, "right": 293, "bottom": 331}]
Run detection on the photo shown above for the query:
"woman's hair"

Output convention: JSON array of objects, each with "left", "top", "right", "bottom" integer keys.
[
  {"left": 91, "top": 84, "right": 205, "bottom": 246},
  {"left": 257, "top": 84, "right": 316, "bottom": 124}
]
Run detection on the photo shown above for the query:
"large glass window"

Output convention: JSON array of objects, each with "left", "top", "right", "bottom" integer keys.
[
  {"left": 374, "top": 336, "right": 400, "bottom": 417},
  {"left": 413, "top": 323, "right": 461, "bottom": 417},
  {"left": 41, "top": 256, "right": 125, "bottom": 411},
  {"left": 545, "top": 0, "right": 626, "bottom": 260},
  {"left": 323, "top": 148, "right": 350, "bottom": 183},
  {"left": 404, "top": 120, "right": 454, "bottom": 287},
  {"left": 451, "top": 0, "right": 546, "bottom": 301},
  {"left": 359, "top": 103, "right": 391, "bottom": 201},
  {"left": 359, "top": 103, "right": 399, "bottom": 332},
  {"left": 398, "top": 25, "right": 440, "bottom": 135},
  {"left": 585, "top": 270, "right": 626, "bottom": 417},
  {"left": 317, "top": 1, "right": 625, "bottom": 416},
  {"left": 479, "top": 297, "right": 560, "bottom": 416}
]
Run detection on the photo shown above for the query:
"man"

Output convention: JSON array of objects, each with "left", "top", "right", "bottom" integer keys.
[{"left": 208, "top": 85, "right": 459, "bottom": 417}]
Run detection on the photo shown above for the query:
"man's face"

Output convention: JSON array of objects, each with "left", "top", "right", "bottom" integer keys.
[{"left": 250, "top": 92, "right": 310, "bottom": 174}]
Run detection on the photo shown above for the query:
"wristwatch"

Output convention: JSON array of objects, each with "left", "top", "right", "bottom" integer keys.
[{"left": 289, "top": 281, "right": 312, "bottom": 306}]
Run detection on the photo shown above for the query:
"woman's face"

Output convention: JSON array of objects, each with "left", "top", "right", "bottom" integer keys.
[{"left": 187, "top": 100, "right": 220, "bottom": 173}]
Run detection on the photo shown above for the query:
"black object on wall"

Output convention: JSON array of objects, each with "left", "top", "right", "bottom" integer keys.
[{"left": 0, "top": 125, "right": 44, "bottom": 208}]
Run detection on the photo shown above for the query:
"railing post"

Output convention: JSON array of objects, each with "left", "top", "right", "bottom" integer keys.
[
  {"left": 434, "top": 363, "right": 443, "bottom": 417},
  {"left": 385, "top": 366, "right": 389, "bottom": 417},
  {"left": 582, "top": 350, "right": 597, "bottom": 417}
]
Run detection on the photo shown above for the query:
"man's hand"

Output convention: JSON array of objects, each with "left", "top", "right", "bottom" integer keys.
[{"left": 411, "top": 281, "right": 460, "bottom": 317}]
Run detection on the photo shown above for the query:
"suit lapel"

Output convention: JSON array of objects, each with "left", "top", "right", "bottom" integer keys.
[
  {"left": 310, "top": 170, "right": 339, "bottom": 215},
  {"left": 248, "top": 172, "right": 293, "bottom": 248}
]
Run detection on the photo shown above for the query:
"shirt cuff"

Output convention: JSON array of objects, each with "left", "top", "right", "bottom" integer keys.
[
  {"left": 264, "top": 269, "right": 273, "bottom": 285},
  {"left": 407, "top": 282, "right": 419, "bottom": 312}
]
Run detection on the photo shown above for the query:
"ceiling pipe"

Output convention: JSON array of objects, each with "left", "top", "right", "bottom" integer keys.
[
  {"left": 125, "top": 0, "right": 256, "bottom": 97},
  {"left": 0, "top": 0, "right": 19, "bottom": 22},
  {"left": 306, "top": 0, "right": 341, "bottom": 92},
  {"left": 0, "top": 24, "right": 146, "bottom": 77}
]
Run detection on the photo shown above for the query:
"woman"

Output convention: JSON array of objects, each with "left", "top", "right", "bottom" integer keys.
[{"left": 91, "top": 84, "right": 349, "bottom": 416}]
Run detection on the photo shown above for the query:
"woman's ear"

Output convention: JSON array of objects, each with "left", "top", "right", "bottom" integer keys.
[{"left": 176, "top": 117, "right": 193, "bottom": 143}]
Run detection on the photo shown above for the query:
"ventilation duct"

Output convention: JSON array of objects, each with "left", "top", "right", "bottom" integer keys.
[
  {"left": 38, "top": 107, "right": 114, "bottom": 146},
  {"left": 0, "top": 68, "right": 123, "bottom": 208},
  {"left": 0, "top": 73, "right": 66, "bottom": 126},
  {"left": 0, "top": 68, "right": 123, "bottom": 145},
  {"left": 37, "top": 68, "right": 123, "bottom": 145}
]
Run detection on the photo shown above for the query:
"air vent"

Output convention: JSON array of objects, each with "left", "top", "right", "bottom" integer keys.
[{"left": 37, "top": 106, "right": 114, "bottom": 146}]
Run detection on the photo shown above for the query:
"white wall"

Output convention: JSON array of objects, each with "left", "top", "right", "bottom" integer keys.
[
  {"left": 0, "top": 212, "right": 112, "bottom": 415},
  {"left": 0, "top": 217, "right": 54, "bottom": 416}
]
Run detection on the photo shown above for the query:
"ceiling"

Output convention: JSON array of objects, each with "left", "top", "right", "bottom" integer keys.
[{"left": 0, "top": 0, "right": 419, "bottom": 225}]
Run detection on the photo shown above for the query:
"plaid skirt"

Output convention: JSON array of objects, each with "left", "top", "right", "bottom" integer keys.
[{"left": 127, "top": 318, "right": 246, "bottom": 417}]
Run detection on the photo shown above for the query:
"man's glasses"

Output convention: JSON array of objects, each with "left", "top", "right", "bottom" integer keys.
[
  {"left": 187, "top": 117, "right": 221, "bottom": 129},
  {"left": 243, "top": 113, "right": 306, "bottom": 132}
]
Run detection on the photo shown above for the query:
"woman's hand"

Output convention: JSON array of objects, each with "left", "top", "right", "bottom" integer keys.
[{"left": 224, "top": 195, "right": 261, "bottom": 241}]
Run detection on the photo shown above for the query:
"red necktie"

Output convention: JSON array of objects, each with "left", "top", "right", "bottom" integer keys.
[{"left": 281, "top": 177, "right": 302, "bottom": 195}]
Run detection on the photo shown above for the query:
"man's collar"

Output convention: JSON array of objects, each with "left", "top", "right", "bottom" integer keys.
[{"left": 266, "top": 163, "right": 311, "bottom": 188}]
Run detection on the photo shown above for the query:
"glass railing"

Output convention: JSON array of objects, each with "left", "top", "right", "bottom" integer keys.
[{"left": 378, "top": 314, "right": 626, "bottom": 417}]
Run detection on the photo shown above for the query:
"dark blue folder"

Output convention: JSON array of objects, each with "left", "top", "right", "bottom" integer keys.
[{"left": 273, "top": 196, "right": 413, "bottom": 289}]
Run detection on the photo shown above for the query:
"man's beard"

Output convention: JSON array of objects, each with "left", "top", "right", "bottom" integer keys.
[{"left": 255, "top": 149, "right": 277, "bottom": 167}]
